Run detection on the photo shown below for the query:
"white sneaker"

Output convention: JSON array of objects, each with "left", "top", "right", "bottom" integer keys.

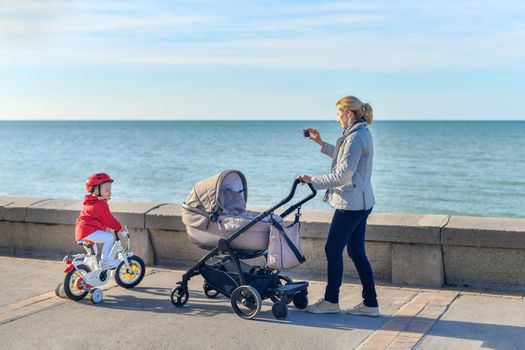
[
  {"left": 108, "top": 259, "right": 121, "bottom": 269},
  {"left": 306, "top": 298, "right": 340, "bottom": 314},
  {"left": 100, "top": 259, "right": 119, "bottom": 271},
  {"left": 99, "top": 261, "right": 112, "bottom": 271},
  {"left": 346, "top": 302, "right": 379, "bottom": 317}
]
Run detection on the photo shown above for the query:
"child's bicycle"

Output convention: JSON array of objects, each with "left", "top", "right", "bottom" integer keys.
[{"left": 55, "top": 227, "right": 146, "bottom": 304}]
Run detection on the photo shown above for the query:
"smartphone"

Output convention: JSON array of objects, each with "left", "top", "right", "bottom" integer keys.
[{"left": 303, "top": 129, "right": 310, "bottom": 137}]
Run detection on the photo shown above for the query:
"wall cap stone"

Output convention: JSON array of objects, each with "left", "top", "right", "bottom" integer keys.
[
  {"left": 145, "top": 204, "right": 184, "bottom": 231},
  {"left": 25, "top": 199, "right": 82, "bottom": 225},
  {"left": 0, "top": 196, "right": 48, "bottom": 222},
  {"left": 108, "top": 201, "right": 162, "bottom": 228},
  {"left": 442, "top": 215, "right": 525, "bottom": 249}
]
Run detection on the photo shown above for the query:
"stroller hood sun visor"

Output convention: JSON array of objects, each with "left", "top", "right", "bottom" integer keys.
[{"left": 182, "top": 170, "right": 248, "bottom": 229}]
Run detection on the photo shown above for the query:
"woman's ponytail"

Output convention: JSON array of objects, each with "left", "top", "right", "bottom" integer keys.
[{"left": 362, "top": 103, "right": 373, "bottom": 125}]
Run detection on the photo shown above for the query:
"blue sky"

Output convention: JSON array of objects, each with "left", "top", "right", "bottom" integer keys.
[{"left": 1, "top": 0, "right": 524, "bottom": 120}]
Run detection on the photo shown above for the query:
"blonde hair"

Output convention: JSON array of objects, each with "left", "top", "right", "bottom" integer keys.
[{"left": 336, "top": 96, "right": 373, "bottom": 125}]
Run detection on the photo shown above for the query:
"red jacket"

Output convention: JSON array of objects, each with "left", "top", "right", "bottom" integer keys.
[{"left": 75, "top": 195, "right": 122, "bottom": 241}]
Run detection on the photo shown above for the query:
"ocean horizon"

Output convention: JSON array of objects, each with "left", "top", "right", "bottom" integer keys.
[
  {"left": 2, "top": 119, "right": 524, "bottom": 122},
  {"left": 1, "top": 120, "right": 524, "bottom": 219}
]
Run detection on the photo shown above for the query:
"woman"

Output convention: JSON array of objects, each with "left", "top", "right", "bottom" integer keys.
[{"left": 298, "top": 95, "right": 378, "bottom": 316}]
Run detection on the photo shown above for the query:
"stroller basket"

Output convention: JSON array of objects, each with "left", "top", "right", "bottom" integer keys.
[{"left": 200, "top": 260, "right": 279, "bottom": 297}]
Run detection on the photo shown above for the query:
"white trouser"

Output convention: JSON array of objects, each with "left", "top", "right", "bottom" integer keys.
[{"left": 84, "top": 230, "right": 115, "bottom": 265}]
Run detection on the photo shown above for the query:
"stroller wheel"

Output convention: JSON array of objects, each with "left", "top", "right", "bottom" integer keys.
[
  {"left": 272, "top": 301, "right": 289, "bottom": 320},
  {"left": 203, "top": 282, "right": 220, "bottom": 299},
  {"left": 271, "top": 275, "right": 293, "bottom": 303},
  {"left": 170, "top": 286, "right": 189, "bottom": 307},
  {"left": 292, "top": 291, "right": 308, "bottom": 310},
  {"left": 230, "top": 286, "right": 262, "bottom": 320}
]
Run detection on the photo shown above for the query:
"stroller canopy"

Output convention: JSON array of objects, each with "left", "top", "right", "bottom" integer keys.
[{"left": 182, "top": 170, "right": 248, "bottom": 229}]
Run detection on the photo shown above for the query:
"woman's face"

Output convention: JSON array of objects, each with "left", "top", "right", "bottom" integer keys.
[{"left": 337, "top": 108, "right": 354, "bottom": 129}]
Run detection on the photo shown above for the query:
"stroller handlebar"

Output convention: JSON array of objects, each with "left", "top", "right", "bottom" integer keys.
[
  {"left": 291, "top": 178, "right": 316, "bottom": 195},
  {"left": 284, "top": 178, "right": 316, "bottom": 202},
  {"left": 275, "top": 179, "right": 317, "bottom": 219}
]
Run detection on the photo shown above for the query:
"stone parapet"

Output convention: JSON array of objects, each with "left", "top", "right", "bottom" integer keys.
[{"left": 1, "top": 195, "right": 524, "bottom": 289}]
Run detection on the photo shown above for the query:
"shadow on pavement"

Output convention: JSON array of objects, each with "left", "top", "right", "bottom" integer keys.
[
  {"left": 125, "top": 286, "right": 173, "bottom": 297},
  {"left": 94, "top": 288, "right": 525, "bottom": 348}
]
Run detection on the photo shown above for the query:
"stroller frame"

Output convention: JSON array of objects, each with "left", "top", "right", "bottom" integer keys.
[{"left": 172, "top": 179, "right": 316, "bottom": 319}]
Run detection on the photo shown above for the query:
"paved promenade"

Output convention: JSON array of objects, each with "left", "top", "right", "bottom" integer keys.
[{"left": 1, "top": 256, "right": 524, "bottom": 350}]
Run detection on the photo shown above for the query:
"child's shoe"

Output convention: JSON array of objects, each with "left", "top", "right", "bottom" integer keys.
[
  {"left": 100, "top": 261, "right": 111, "bottom": 271},
  {"left": 100, "top": 259, "right": 120, "bottom": 271},
  {"left": 109, "top": 259, "right": 121, "bottom": 269}
]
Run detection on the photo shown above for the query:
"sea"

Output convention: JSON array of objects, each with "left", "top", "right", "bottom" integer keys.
[{"left": 0, "top": 121, "right": 524, "bottom": 218}]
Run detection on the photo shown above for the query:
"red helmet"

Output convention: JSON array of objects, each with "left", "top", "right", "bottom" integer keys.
[{"left": 86, "top": 173, "right": 114, "bottom": 193}]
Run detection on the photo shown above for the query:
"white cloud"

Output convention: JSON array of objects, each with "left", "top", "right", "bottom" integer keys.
[{"left": 0, "top": 0, "right": 525, "bottom": 71}]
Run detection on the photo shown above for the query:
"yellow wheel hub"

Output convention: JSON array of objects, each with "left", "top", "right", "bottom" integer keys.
[
  {"left": 123, "top": 264, "right": 139, "bottom": 280},
  {"left": 72, "top": 273, "right": 84, "bottom": 292}
]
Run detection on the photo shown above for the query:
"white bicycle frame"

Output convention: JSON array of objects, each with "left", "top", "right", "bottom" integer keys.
[{"left": 65, "top": 228, "right": 135, "bottom": 274}]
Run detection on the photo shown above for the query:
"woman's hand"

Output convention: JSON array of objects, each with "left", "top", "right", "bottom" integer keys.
[
  {"left": 306, "top": 128, "right": 324, "bottom": 147},
  {"left": 297, "top": 175, "right": 312, "bottom": 185}
]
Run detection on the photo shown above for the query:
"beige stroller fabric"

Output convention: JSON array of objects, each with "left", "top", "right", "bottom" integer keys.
[
  {"left": 186, "top": 211, "right": 274, "bottom": 250},
  {"left": 182, "top": 170, "right": 271, "bottom": 250},
  {"left": 182, "top": 170, "right": 248, "bottom": 230}
]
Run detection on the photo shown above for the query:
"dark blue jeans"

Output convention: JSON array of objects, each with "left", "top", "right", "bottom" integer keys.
[{"left": 324, "top": 208, "right": 378, "bottom": 307}]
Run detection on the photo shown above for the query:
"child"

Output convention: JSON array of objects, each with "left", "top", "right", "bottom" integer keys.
[{"left": 75, "top": 173, "right": 122, "bottom": 270}]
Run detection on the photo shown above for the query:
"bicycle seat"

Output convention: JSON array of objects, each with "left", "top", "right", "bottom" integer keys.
[{"left": 76, "top": 240, "right": 95, "bottom": 247}]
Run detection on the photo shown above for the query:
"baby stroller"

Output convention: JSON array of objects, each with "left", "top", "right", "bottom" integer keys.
[{"left": 172, "top": 170, "right": 316, "bottom": 319}]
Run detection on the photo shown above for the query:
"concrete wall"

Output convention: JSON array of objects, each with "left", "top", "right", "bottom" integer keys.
[{"left": 1, "top": 195, "right": 525, "bottom": 290}]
